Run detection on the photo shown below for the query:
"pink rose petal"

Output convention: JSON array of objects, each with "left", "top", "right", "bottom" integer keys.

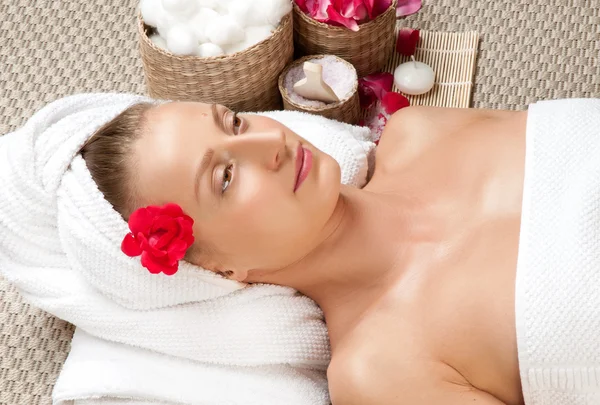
[
  {"left": 313, "top": 0, "right": 331, "bottom": 21},
  {"left": 396, "top": 0, "right": 422, "bottom": 17},
  {"left": 358, "top": 80, "right": 377, "bottom": 109},
  {"left": 361, "top": 72, "right": 394, "bottom": 99},
  {"left": 363, "top": 0, "right": 374, "bottom": 18},
  {"left": 295, "top": 0, "right": 309, "bottom": 12},
  {"left": 382, "top": 92, "right": 410, "bottom": 114},
  {"left": 326, "top": 4, "right": 359, "bottom": 31},
  {"left": 373, "top": 0, "right": 392, "bottom": 17},
  {"left": 396, "top": 28, "right": 419, "bottom": 56}
]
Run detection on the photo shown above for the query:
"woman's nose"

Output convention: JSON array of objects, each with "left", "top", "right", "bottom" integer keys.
[{"left": 229, "top": 130, "right": 287, "bottom": 170}]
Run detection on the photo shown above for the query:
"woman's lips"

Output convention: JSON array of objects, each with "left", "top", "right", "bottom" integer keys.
[{"left": 294, "top": 144, "right": 312, "bottom": 192}]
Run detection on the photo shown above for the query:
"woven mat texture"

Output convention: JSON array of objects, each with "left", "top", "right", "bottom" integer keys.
[{"left": 1, "top": 0, "right": 599, "bottom": 404}]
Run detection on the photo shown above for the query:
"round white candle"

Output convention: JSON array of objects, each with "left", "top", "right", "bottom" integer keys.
[{"left": 393, "top": 56, "right": 435, "bottom": 95}]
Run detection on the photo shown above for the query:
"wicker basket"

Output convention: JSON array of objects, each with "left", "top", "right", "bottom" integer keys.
[
  {"left": 138, "top": 13, "right": 294, "bottom": 112},
  {"left": 278, "top": 55, "right": 360, "bottom": 125},
  {"left": 293, "top": 0, "right": 397, "bottom": 78}
]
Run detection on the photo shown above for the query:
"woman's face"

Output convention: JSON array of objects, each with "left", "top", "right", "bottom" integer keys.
[{"left": 133, "top": 101, "right": 342, "bottom": 280}]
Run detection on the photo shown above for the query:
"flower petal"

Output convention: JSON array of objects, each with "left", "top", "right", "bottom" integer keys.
[
  {"left": 167, "top": 239, "right": 188, "bottom": 260},
  {"left": 361, "top": 72, "right": 394, "bottom": 99},
  {"left": 396, "top": 28, "right": 419, "bottom": 56},
  {"left": 326, "top": 4, "right": 359, "bottom": 31},
  {"left": 127, "top": 207, "right": 153, "bottom": 234},
  {"left": 396, "top": 0, "right": 421, "bottom": 17},
  {"left": 363, "top": 0, "right": 374, "bottom": 18},
  {"left": 358, "top": 80, "right": 377, "bottom": 109},
  {"left": 313, "top": 0, "right": 331, "bottom": 21},
  {"left": 353, "top": 3, "right": 368, "bottom": 21},
  {"left": 162, "top": 264, "right": 179, "bottom": 276},
  {"left": 161, "top": 203, "right": 184, "bottom": 218},
  {"left": 141, "top": 251, "right": 175, "bottom": 275},
  {"left": 382, "top": 92, "right": 410, "bottom": 114},
  {"left": 373, "top": 0, "right": 392, "bottom": 17},
  {"left": 121, "top": 233, "right": 142, "bottom": 257},
  {"left": 295, "top": 0, "right": 309, "bottom": 13}
]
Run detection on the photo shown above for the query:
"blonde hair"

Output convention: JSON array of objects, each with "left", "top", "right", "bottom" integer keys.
[{"left": 80, "top": 102, "right": 154, "bottom": 219}]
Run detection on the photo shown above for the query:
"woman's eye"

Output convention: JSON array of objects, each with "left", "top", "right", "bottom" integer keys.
[
  {"left": 222, "top": 164, "right": 233, "bottom": 193},
  {"left": 232, "top": 113, "right": 242, "bottom": 135}
]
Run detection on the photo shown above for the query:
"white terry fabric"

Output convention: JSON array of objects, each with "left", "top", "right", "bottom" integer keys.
[
  {"left": 257, "top": 110, "right": 375, "bottom": 188},
  {"left": 516, "top": 98, "right": 600, "bottom": 405},
  {"left": 0, "top": 93, "right": 373, "bottom": 404},
  {"left": 59, "top": 329, "right": 328, "bottom": 405}
]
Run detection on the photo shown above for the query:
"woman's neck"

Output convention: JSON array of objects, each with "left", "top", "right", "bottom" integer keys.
[{"left": 252, "top": 185, "right": 412, "bottom": 341}]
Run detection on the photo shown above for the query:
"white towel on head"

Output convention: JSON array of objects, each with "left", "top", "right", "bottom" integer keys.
[{"left": 0, "top": 93, "right": 374, "bottom": 404}]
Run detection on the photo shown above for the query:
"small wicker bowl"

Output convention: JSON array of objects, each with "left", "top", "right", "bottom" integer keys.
[
  {"left": 278, "top": 55, "right": 360, "bottom": 125},
  {"left": 293, "top": 0, "right": 397, "bottom": 78},
  {"left": 138, "top": 13, "right": 294, "bottom": 112}
]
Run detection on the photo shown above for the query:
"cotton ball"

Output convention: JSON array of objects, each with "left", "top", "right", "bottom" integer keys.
[
  {"left": 188, "top": 7, "right": 219, "bottom": 43},
  {"left": 166, "top": 24, "right": 197, "bottom": 55},
  {"left": 155, "top": 11, "right": 180, "bottom": 37},
  {"left": 224, "top": 26, "right": 273, "bottom": 54},
  {"left": 140, "top": 0, "right": 164, "bottom": 27},
  {"left": 197, "top": 43, "right": 225, "bottom": 57},
  {"left": 206, "top": 15, "right": 245, "bottom": 46},
  {"left": 227, "top": 0, "right": 255, "bottom": 27},
  {"left": 149, "top": 33, "right": 168, "bottom": 50},
  {"left": 213, "top": 0, "right": 234, "bottom": 14},
  {"left": 264, "top": 0, "right": 292, "bottom": 26},
  {"left": 162, "top": 0, "right": 197, "bottom": 16},
  {"left": 195, "top": 0, "right": 218, "bottom": 8}
]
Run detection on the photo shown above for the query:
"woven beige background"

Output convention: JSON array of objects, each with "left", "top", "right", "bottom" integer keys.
[{"left": 1, "top": 0, "right": 599, "bottom": 404}]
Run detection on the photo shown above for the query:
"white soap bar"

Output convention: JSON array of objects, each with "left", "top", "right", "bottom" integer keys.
[{"left": 393, "top": 59, "right": 435, "bottom": 96}]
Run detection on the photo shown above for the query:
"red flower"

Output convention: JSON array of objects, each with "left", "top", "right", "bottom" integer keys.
[
  {"left": 121, "top": 203, "right": 195, "bottom": 276},
  {"left": 396, "top": 28, "right": 420, "bottom": 57}
]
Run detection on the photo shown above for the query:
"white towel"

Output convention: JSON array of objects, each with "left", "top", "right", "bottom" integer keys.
[
  {"left": 516, "top": 98, "right": 600, "bottom": 405},
  {"left": 0, "top": 93, "right": 374, "bottom": 404}
]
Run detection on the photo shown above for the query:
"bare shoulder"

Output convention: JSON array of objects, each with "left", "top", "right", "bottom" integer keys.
[
  {"left": 327, "top": 326, "right": 507, "bottom": 405},
  {"left": 374, "top": 105, "right": 526, "bottom": 174}
]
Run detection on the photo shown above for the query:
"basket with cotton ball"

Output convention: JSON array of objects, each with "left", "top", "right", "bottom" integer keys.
[
  {"left": 278, "top": 54, "right": 360, "bottom": 124},
  {"left": 292, "top": 0, "right": 397, "bottom": 78},
  {"left": 138, "top": 0, "right": 294, "bottom": 112}
]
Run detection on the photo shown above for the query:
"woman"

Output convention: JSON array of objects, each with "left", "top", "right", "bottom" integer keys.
[{"left": 81, "top": 100, "right": 529, "bottom": 405}]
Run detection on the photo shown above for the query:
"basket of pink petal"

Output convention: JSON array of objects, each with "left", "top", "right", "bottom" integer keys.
[
  {"left": 293, "top": 0, "right": 397, "bottom": 78},
  {"left": 278, "top": 54, "right": 360, "bottom": 124}
]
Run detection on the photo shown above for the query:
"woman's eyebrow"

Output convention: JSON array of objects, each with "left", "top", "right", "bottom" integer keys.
[{"left": 211, "top": 103, "right": 227, "bottom": 133}]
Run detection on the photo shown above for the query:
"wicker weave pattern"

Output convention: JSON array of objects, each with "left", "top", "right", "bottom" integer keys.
[
  {"left": 138, "top": 13, "right": 294, "bottom": 112},
  {"left": 293, "top": 0, "right": 398, "bottom": 78},
  {"left": 278, "top": 55, "right": 361, "bottom": 124}
]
